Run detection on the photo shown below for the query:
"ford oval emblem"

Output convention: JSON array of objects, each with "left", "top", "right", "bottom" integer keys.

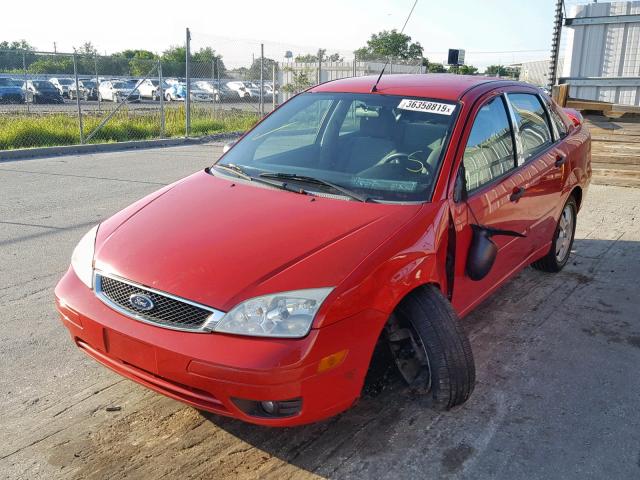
[{"left": 129, "top": 293, "right": 154, "bottom": 311}]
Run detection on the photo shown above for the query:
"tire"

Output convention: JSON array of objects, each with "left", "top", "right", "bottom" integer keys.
[
  {"left": 387, "top": 284, "right": 475, "bottom": 410},
  {"left": 166, "top": 93, "right": 172, "bottom": 102},
  {"left": 532, "top": 196, "right": 577, "bottom": 273}
]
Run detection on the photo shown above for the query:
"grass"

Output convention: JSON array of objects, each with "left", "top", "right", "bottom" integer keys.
[{"left": 0, "top": 106, "right": 258, "bottom": 150}]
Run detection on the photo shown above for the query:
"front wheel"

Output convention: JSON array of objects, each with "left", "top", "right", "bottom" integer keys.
[
  {"left": 532, "top": 196, "right": 577, "bottom": 272},
  {"left": 386, "top": 285, "right": 475, "bottom": 410}
]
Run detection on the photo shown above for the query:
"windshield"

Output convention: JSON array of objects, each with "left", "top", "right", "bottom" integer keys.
[
  {"left": 58, "top": 79, "right": 73, "bottom": 85},
  {"left": 82, "top": 81, "right": 96, "bottom": 88},
  {"left": 33, "top": 81, "right": 57, "bottom": 91},
  {"left": 0, "top": 78, "right": 18, "bottom": 87},
  {"left": 112, "top": 82, "right": 127, "bottom": 89},
  {"left": 216, "top": 92, "right": 458, "bottom": 202}
]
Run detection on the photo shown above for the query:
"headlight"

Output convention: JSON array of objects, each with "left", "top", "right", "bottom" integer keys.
[
  {"left": 212, "top": 288, "right": 333, "bottom": 338},
  {"left": 71, "top": 225, "right": 98, "bottom": 289}
]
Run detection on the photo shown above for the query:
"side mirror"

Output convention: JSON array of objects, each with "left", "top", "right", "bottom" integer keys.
[
  {"left": 466, "top": 225, "right": 526, "bottom": 281},
  {"left": 453, "top": 165, "right": 468, "bottom": 203},
  {"left": 222, "top": 141, "right": 236, "bottom": 154},
  {"left": 466, "top": 226, "right": 498, "bottom": 281}
]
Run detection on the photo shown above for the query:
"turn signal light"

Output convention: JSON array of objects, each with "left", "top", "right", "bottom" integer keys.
[{"left": 317, "top": 349, "right": 348, "bottom": 373}]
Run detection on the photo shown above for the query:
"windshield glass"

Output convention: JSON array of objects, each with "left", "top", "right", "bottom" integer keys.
[
  {"left": 216, "top": 92, "right": 457, "bottom": 202},
  {"left": 0, "top": 78, "right": 17, "bottom": 87},
  {"left": 112, "top": 82, "right": 127, "bottom": 89},
  {"left": 33, "top": 81, "right": 57, "bottom": 91},
  {"left": 58, "top": 79, "right": 73, "bottom": 85}
]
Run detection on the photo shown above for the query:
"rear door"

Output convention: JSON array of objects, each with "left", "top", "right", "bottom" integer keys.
[{"left": 503, "top": 91, "right": 563, "bottom": 251}]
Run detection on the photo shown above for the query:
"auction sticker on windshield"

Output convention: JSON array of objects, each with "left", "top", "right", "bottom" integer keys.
[{"left": 398, "top": 99, "right": 455, "bottom": 115}]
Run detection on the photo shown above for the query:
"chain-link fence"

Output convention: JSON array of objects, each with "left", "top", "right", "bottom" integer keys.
[{"left": 0, "top": 31, "right": 430, "bottom": 153}]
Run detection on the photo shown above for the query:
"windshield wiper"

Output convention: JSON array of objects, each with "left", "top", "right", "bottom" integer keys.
[
  {"left": 259, "top": 172, "right": 370, "bottom": 202},
  {"left": 212, "top": 164, "right": 309, "bottom": 195}
]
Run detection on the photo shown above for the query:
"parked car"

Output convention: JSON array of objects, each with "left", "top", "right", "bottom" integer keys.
[
  {"left": 136, "top": 79, "right": 169, "bottom": 100},
  {"left": 50, "top": 77, "right": 74, "bottom": 98},
  {"left": 195, "top": 81, "right": 238, "bottom": 103},
  {"left": 68, "top": 80, "right": 99, "bottom": 101},
  {"left": 23, "top": 80, "right": 64, "bottom": 104},
  {"left": 0, "top": 78, "right": 25, "bottom": 103},
  {"left": 56, "top": 75, "right": 591, "bottom": 426},
  {"left": 225, "top": 81, "right": 251, "bottom": 99},
  {"left": 98, "top": 80, "right": 141, "bottom": 102},
  {"left": 164, "top": 83, "right": 213, "bottom": 102}
]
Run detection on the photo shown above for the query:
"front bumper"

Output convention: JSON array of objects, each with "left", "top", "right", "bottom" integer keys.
[{"left": 54, "top": 268, "right": 383, "bottom": 426}]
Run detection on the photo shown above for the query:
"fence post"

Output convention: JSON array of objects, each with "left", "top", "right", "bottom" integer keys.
[
  {"left": 22, "top": 51, "right": 29, "bottom": 114},
  {"left": 211, "top": 57, "right": 216, "bottom": 117},
  {"left": 353, "top": 55, "right": 357, "bottom": 77},
  {"left": 317, "top": 52, "right": 322, "bottom": 84},
  {"left": 158, "top": 60, "right": 165, "bottom": 138},
  {"left": 260, "top": 43, "right": 264, "bottom": 116},
  {"left": 72, "top": 53, "right": 85, "bottom": 144},
  {"left": 185, "top": 27, "right": 191, "bottom": 137},
  {"left": 94, "top": 54, "right": 101, "bottom": 112},
  {"left": 272, "top": 62, "right": 276, "bottom": 112}
]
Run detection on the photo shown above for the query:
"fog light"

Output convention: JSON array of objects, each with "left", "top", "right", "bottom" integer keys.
[
  {"left": 232, "top": 397, "right": 303, "bottom": 418},
  {"left": 260, "top": 401, "right": 276, "bottom": 414}
]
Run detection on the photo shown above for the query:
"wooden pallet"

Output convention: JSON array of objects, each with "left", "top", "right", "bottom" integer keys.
[{"left": 585, "top": 115, "right": 640, "bottom": 188}]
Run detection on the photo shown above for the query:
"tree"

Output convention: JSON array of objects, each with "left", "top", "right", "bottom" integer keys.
[
  {"left": 355, "top": 30, "right": 424, "bottom": 61},
  {"left": 76, "top": 42, "right": 98, "bottom": 56},
  {"left": 295, "top": 49, "right": 343, "bottom": 63},
  {"left": 191, "top": 47, "right": 226, "bottom": 76},
  {"left": 450, "top": 64, "right": 478, "bottom": 75},
  {"left": 248, "top": 57, "right": 277, "bottom": 81},
  {"left": 282, "top": 68, "right": 313, "bottom": 94},
  {"left": 0, "top": 40, "right": 36, "bottom": 72},
  {"left": 427, "top": 63, "right": 446, "bottom": 73},
  {"left": 485, "top": 65, "right": 520, "bottom": 79}
]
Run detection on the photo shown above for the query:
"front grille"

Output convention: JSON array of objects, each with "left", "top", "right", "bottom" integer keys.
[{"left": 95, "top": 273, "right": 223, "bottom": 332}]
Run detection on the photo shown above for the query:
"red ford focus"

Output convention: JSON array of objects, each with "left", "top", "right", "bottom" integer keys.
[{"left": 55, "top": 74, "right": 590, "bottom": 426}]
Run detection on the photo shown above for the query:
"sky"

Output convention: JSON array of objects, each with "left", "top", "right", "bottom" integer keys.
[{"left": 1, "top": 0, "right": 573, "bottom": 70}]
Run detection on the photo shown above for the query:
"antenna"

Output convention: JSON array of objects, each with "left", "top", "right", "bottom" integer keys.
[{"left": 371, "top": 0, "right": 419, "bottom": 93}]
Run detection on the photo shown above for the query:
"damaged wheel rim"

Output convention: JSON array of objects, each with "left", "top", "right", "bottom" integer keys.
[{"left": 386, "top": 314, "right": 432, "bottom": 392}]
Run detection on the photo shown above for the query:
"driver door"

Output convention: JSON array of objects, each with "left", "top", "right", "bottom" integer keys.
[{"left": 450, "top": 93, "right": 531, "bottom": 316}]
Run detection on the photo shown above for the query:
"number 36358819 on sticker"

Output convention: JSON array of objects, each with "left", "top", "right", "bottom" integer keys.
[{"left": 398, "top": 99, "right": 456, "bottom": 115}]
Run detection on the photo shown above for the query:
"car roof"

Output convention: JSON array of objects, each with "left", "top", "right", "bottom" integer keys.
[{"left": 310, "top": 74, "right": 520, "bottom": 102}]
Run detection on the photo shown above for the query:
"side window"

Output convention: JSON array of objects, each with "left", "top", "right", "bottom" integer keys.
[
  {"left": 463, "top": 96, "right": 516, "bottom": 192},
  {"left": 338, "top": 101, "right": 361, "bottom": 135},
  {"left": 507, "top": 93, "right": 553, "bottom": 161},
  {"left": 547, "top": 102, "right": 569, "bottom": 139}
]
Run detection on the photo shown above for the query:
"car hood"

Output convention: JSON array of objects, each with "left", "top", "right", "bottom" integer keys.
[{"left": 94, "top": 170, "right": 422, "bottom": 311}]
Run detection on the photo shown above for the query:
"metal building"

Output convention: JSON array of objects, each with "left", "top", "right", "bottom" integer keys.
[{"left": 561, "top": 1, "right": 640, "bottom": 106}]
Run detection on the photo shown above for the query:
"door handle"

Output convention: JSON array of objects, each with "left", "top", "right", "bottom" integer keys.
[
  {"left": 555, "top": 154, "right": 567, "bottom": 167},
  {"left": 510, "top": 186, "right": 526, "bottom": 202}
]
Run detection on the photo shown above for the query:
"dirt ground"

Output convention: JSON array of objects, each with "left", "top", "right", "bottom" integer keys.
[{"left": 1, "top": 145, "right": 639, "bottom": 479}]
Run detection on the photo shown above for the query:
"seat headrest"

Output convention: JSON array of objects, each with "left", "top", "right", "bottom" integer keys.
[{"left": 360, "top": 109, "right": 394, "bottom": 138}]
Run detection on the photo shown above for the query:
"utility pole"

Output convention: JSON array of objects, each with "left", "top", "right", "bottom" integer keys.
[{"left": 547, "top": 0, "right": 564, "bottom": 91}]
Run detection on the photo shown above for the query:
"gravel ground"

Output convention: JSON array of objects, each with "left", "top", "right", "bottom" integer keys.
[{"left": 1, "top": 145, "right": 639, "bottom": 479}]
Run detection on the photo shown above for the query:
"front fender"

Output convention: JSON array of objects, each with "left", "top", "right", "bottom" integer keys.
[{"left": 319, "top": 200, "right": 451, "bottom": 329}]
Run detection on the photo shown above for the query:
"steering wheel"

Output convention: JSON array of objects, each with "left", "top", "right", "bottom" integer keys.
[{"left": 378, "top": 151, "right": 433, "bottom": 176}]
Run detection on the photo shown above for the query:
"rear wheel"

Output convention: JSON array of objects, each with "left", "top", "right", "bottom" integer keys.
[
  {"left": 532, "top": 196, "right": 577, "bottom": 272},
  {"left": 386, "top": 285, "right": 475, "bottom": 410}
]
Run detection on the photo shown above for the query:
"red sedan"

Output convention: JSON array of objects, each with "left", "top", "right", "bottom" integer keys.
[{"left": 55, "top": 74, "right": 591, "bottom": 426}]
